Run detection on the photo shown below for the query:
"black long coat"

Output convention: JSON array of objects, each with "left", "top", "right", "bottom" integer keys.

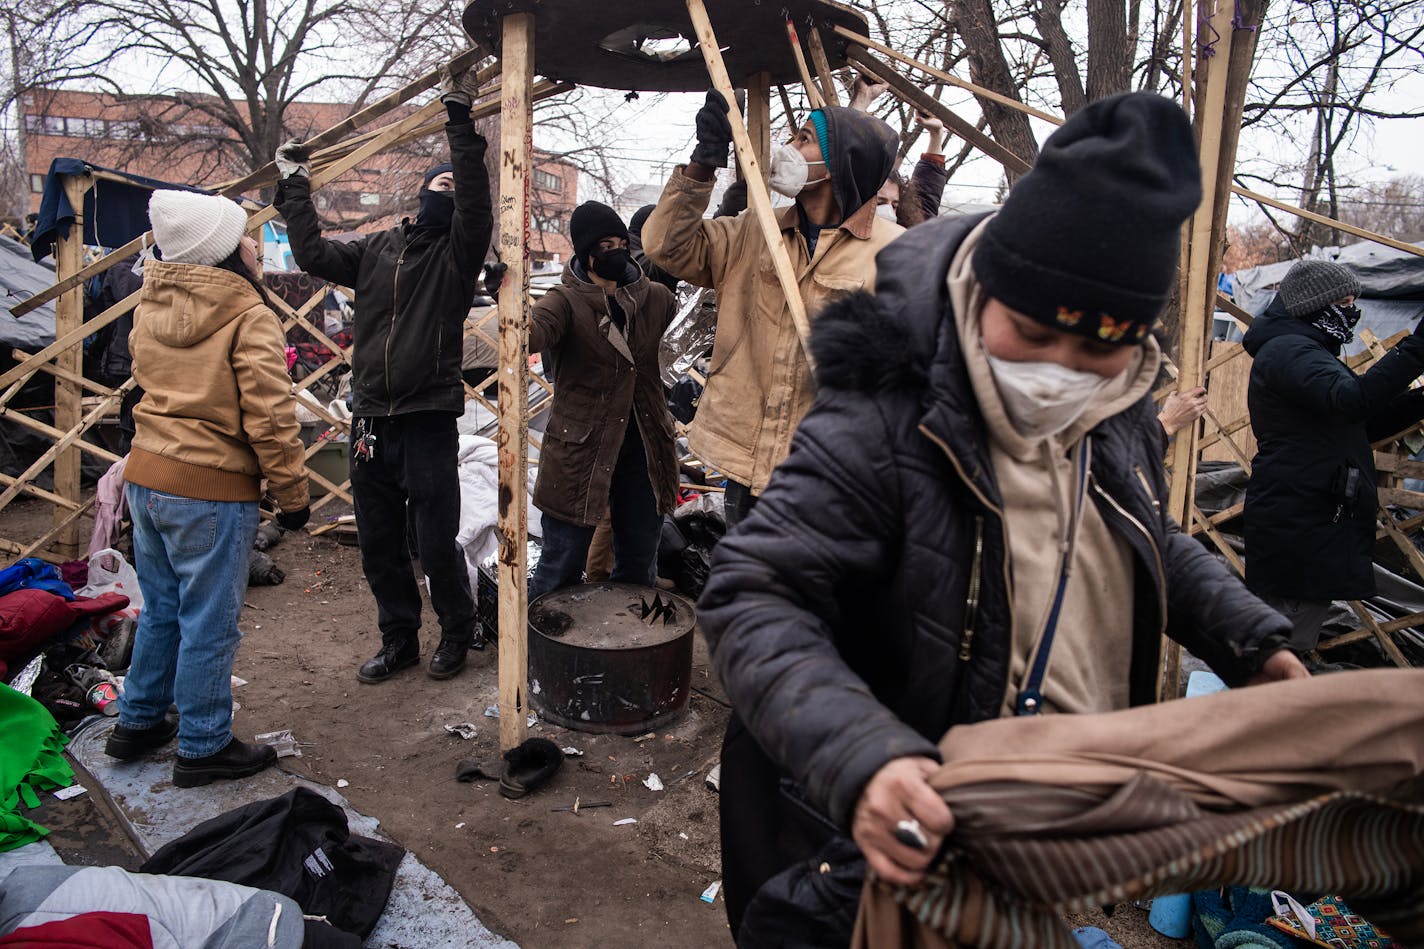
[
  {"left": 1243, "top": 299, "right": 1424, "bottom": 600},
  {"left": 698, "top": 214, "right": 1294, "bottom": 942}
]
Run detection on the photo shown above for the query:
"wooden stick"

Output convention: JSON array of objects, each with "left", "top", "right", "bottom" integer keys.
[
  {"left": 777, "top": 84, "right": 799, "bottom": 131},
  {"left": 832, "top": 24, "right": 1063, "bottom": 125},
  {"left": 0, "top": 379, "right": 135, "bottom": 513},
  {"left": 845, "top": 46, "right": 1031, "bottom": 176},
  {"left": 51, "top": 173, "right": 90, "bottom": 559},
  {"left": 745, "top": 72, "right": 772, "bottom": 171},
  {"left": 690, "top": 0, "right": 816, "bottom": 368},
  {"left": 10, "top": 232, "right": 147, "bottom": 318},
  {"left": 0, "top": 410, "right": 122, "bottom": 465},
  {"left": 215, "top": 53, "right": 498, "bottom": 196},
  {"left": 1346, "top": 601, "right": 1411, "bottom": 668},
  {"left": 18, "top": 495, "right": 96, "bottom": 559},
  {"left": 0, "top": 286, "right": 140, "bottom": 396},
  {"left": 784, "top": 19, "right": 826, "bottom": 110},
  {"left": 496, "top": 11, "right": 535, "bottom": 753},
  {"left": 1233, "top": 185, "right": 1424, "bottom": 260},
  {"left": 805, "top": 26, "right": 841, "bottom": 107}
]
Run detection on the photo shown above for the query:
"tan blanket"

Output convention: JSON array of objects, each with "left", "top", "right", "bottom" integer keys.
[{"left": 853, "top": 670, "right": 1424, "bottom": 948}]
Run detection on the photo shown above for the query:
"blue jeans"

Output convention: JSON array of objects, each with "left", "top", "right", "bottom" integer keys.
[
  {"left": 529, "top": 427, "right": 662, "bottom": 601},
  {"left": 119, "top": 484, "right": 257, "bottom": 758}
]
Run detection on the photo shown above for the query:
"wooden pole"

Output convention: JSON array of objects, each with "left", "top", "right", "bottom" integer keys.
[
  {"left": 496, "top": 11, "right": 534, "bottom": 752},
  {"left": 1163, "top": 0, "right": 1236, "bottom": 702},
  {"left": 688, "top": 0, "right": 816, "bottom": 366},
  {"left": 746, "top": 72, "right": 772, "bottom": 172},
  {"left": 845, "top": 47, "right": 1032, "bottom": 176},
  {"left": 776, "top": 84, "right": 799, "bottom": 135},
  {"left": 784, "top": 19, "right": 826, "bottom": 110},
  {"left": 51, "top": 173, "right": 90, "bottom": 560},
  {"left": 805, "top": 26, "right": 841, "bottom": 107}
]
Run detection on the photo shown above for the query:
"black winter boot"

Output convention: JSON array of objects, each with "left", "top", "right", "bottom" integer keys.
[
  {"left": 105, "top": 712, "right": 179, "bottom": 760},
  {"left": 172, "top": 737, "right": 277, "bottom": 787},
  {"left": 427, "top": 636, "right": 474, "bottom": 680},
  {"left": 357, "top": 638, "right": 420, "bottom": 684}
]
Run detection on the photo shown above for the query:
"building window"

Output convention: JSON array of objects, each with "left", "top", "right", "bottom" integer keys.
[
  {"left": 533, "top": 213, "right": 567, "bottom": 235},
  {"left": 43, "top": 115, "right": 66, "bottom": 135},
  {"left": 23, "top": 114, "right": 43, "bottom": 135},
  {"left": 359, "top": 192, "right": 381, "bottom": 207},
  {"left": 29, "top": 174, "right": 45, "bottom": 193},
  {"left": 534, "top": 169, "right": 561, "bottom": 193}
]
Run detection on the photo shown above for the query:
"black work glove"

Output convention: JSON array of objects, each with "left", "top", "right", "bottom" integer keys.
[
  {"left": 276, "top": 506, "right": 310, "bottom": 531},
  {"left": 690, "top": 90, "right": 733, "bottom": 169},
  {"left": 483, "top": 261, "right": 507, "bottom": 297}
]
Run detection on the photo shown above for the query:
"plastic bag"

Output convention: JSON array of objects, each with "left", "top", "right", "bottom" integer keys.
[{"left": 75, "top": 547, "right": 143, "bottom": 639}]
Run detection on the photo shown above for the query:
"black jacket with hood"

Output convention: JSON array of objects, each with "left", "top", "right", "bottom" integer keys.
[
  {"left": 698, "top": 214, "right": 1293, "bottom": 943},
  {"left": 274, "top": 120, "right": 492, "bottom": 418},
  {"left": 1243, "top": 296, "right": 1424, "bottom": 599}
]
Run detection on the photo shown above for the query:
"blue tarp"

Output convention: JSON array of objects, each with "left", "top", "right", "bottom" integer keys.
[{"left": 29, "top": 158, "right": 209, "bottom": 263}]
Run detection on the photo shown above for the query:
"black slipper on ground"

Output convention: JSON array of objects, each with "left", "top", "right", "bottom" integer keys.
[{"left": 497, "top": 738, "right": 563, "bottom": 799}]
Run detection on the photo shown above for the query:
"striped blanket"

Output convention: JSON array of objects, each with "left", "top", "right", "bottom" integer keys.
[{"left": 853, "top": 670, "right": 1424, "bottom": 948}]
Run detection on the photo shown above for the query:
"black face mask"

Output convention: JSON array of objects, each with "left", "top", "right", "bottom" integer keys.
[
  {"left": 1312, "top": 302, "right": 1363, "bottom": 344},
  {"left": 415, "top": 188, "right": 454, "bottom": 230},
  {"left": 590, "top": 247, "right": 631, "bottom": 282}
]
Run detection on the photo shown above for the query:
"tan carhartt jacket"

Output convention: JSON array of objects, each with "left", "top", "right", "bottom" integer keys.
[
  {"left": 126, "top": 260, "right": 308, "bottom": 512},
  {"left": 643, "top": 168, "right": 903, "bottom": 493}
]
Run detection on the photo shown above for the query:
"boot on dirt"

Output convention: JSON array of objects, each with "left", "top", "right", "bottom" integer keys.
[
  {"left": 357, "top": 638, "right": 420, "bottom": 684},
  {"left": 105, "top": 712, "right": 179, "bottom": 760},
  {"left": 427, "top": 636, "right": 475, "bottom": 680}
]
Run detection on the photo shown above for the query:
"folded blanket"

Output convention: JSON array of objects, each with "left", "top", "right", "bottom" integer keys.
[
  {"left": 0, "top": 683, "right": 74, "bottom": 852},
  {"left": 853, "top": 670, "right": 1424, "bottom": 949}
]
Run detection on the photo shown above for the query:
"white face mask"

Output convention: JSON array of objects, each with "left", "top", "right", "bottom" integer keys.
[
  {"left": 768, "top": 143, "right": 826, "bottom": 198},
  {"left": 983, "top": 352, "right": 1112, "bottom": 440},
  {"left": 875, "top": 203, "right": 897, "bottom": 223}
]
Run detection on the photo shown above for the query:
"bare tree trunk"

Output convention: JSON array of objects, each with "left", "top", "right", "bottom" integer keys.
[
  {"left": 950, "top": 0, "right": 1040, "bottom": 172},
  {"left": 1029, "top": 0, "right": 1088, "bottom": 114},
  {"left": 1086, "top": 0, "right": 1132, "bottom": 99},
  {"left": 1296, "top": 55, "right": 1338, "bottom": 249}
]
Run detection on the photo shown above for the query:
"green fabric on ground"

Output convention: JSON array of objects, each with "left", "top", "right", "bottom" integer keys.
[{"left": 0, "top": 682, "right": 74, "bottom": 851}]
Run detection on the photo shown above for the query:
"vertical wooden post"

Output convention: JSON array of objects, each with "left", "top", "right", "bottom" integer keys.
[
  {"left": 1163, "top": 0, "right": 1236, "bottom": 702},
  {"left": 496, "top": 11, "right": 534, "bottom": 751},
  {"left": 784, "top": 19, "right": 826, "bottom": 110},
  {"left": 805, "top": 26, "right": 842, "bottom": 107},
  {"left": 52, "top": 173, "right": 92, "bottom": 561},
  {"left": 688, "top": 0, "right": 815, "bottom": 365},
  {"left": 745, "top": 72, "right": 772, "bottom": 173}
]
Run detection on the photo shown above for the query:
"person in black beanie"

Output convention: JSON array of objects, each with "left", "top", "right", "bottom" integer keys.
[
  {"left": 273, "top": 63, "right": 492, "bottom": 685},
  {"left": 1243, "top": 259, "right": 1424, "bottom": 653},
  {"left": 695, "top": 92, "right": 1307, "bottom": 944},
  {"left": 525, "top": 201, "right": 680, "bottom": 600}
]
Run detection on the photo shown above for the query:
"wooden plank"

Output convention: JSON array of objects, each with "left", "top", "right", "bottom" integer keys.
[
  {"left": 689, "top": 0, "right": 816, "bottom": 367},
  {"left": 52, "top": 174, "right": 90, "bottom": 560},
  {"left": 0, "top": 472, "right": 80, "bottom": 510},
  {"left": 20, "top": 354, "right": 118, "bottom": 397},
  {"left": 777, "top": 84, "right": 798, "bottom": 131},
  {"left": 1379, "top": 487, "right": 1424, "bottom": 509},
  {"left": 845, "top": 47, "right": 1032, "bottom": 176},
  {"left": 1374, "top": 454, "right": 1424, "bottom": 480},
  {"left": 784, "top": 19, "right": 825, "bottom": 110},
  {"left": 0, "top": 379, "right": 136, "bottom": 513},
  {"left": 1192, "top": 505, "right": 1245, "bottom": 575},
  {"left": 745, "top": 72, "right": 772, "bottom": 173},
  {"left": 19, "top": 495, "right": 96, "bottom": 559},
  {"left": 806, "top": 26, "right": 841, "bottom": 107},
  {"left": 0, "top": 293, "right": 139, "bottom": 397},
  {"left": 1, "top": 410, "right": 123, "bottom": 465},
  {"left": 1234, "top": 185, "right": 1424, "bottom": 260},
  {"left": 496, "top": 11, "right": 535, "bottom": 752},
  {"left": 1346, "top": 601, "right": 1411, "bottom": 668},
  {"left": 9, "top": 232, "right": 147, "bottom": 318}
]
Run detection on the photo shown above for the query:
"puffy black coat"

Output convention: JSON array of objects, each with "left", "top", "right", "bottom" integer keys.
[
  {"left": 698, "top": 214, "right": 1292, "bottom": 939},
  {"left": 1242, "top": 298, "right": 1424, "bottom": 599},
  {"left": 275, "top": 120, "right": 492, "bottom": 417}
]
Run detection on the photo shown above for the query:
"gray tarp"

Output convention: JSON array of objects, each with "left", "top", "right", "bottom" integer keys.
[{"left": 0, "top": 235, "right": 56, "bottom": 352}]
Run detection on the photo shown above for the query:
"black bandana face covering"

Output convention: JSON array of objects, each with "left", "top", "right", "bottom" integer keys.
[
  {"left": 415, "top": 189, "right": 454, "bottom": 230},
  {"left": 1312, "top": 302, "right": 1362, "bottom": 344}
]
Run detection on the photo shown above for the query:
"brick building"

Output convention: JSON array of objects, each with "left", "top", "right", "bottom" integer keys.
[{"left": 21, "top": 87, "right": 577, "bottom": 259}]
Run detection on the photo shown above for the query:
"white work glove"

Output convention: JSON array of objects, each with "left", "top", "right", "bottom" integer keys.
[
  {"left": 275, "top": 140, "right": 311, "bottom": 180},
  {"left": 440, "top": 64, "right": 482, "bottom": 108}
]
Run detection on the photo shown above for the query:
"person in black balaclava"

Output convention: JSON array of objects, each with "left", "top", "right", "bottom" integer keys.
[
  {"left": 523, "top": 202, "right": 681, "bottom": 600},
  {"left": 274, "top": 63, "right": 493, "bottom": 685}
]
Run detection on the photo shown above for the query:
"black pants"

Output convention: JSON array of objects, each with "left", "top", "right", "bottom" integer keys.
[
  {"left": 529, "top": 426, "right": 661, "bottom": 601},
  {"left": 349, "top": 412, "right": 475, "bottom": 648},
  {"left": 724, "top": 480, "right": 759, "bottom": 532}
]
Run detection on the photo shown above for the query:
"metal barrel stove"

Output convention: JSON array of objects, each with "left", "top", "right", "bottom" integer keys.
[{"left": 528, "top": 582, "right": 696, "bottom": 735}]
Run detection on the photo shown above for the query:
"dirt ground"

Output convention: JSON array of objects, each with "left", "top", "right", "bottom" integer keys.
[{"left": 8, "top": 495, "right": 1185, "bottom": 947}]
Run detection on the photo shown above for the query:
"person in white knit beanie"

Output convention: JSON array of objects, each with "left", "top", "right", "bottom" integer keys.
[{"left": 148, "top": 190, "right": 249, "bottom": 266}]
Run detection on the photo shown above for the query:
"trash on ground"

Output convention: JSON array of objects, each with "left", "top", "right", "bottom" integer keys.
[
  {"left": 336, "top": 778, "right": 350, "bottom": 788},
  {"left": 550, "top": 800, "right": 612, "bottom": 813},
  {"left": 455, "top": 822, "right": 466, "bottom": 829},
  {"left": 633, "top": 732, "right": 656, "bottom": 743},
  {"left": 678, "top": 832, "right": 689, "bottom": 840},
  {"left": 254, "top": 729, "right": 303, "bottom": 758},
  {"left": 561, "top": 746, "right": 584, "bottom": 757},
  {"left": 230, "top": 675, "right": 247, "bottom": 688},
  {"left": 700, "top": 880, "right": 722, "bottom": 904},
  {"left": 482, "top": 705, "right": 538, "bottom": 727},
  {"left": 705, "top": 763, "right": 722, "bottom": 792},
  {"left": 52, "top": 784, "right": 86, "bottom": 801},
  {"left": 612, "top": 818, "right": 637, "bottom": 826},
  {"left": 444, "top": 722, "right": 479, "bottom": 740},
  {"left": 643, "top": 773, "right": 664, "bottom": 791}
]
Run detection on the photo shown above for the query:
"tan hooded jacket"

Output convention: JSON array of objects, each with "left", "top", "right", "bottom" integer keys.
[
  {"left": 126, "top": 260, "right": 309, "bottom": 512},
  {"left": 642, "top": 169, "right": 902, "bottom": 493}
]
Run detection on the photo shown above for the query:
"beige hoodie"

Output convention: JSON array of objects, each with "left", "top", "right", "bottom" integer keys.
[{"left": 946, "top": 219, "right": 1161, "bottom": 716}]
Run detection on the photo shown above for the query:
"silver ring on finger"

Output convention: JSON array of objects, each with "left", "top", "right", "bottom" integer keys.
[{"left": 893, "top": 818, "right": 928, "bottom": 851}]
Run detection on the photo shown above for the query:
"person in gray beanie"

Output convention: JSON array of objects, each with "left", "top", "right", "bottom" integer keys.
[{"left": 1243, "top": 258, "right": 1424, "bottom": 652}]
